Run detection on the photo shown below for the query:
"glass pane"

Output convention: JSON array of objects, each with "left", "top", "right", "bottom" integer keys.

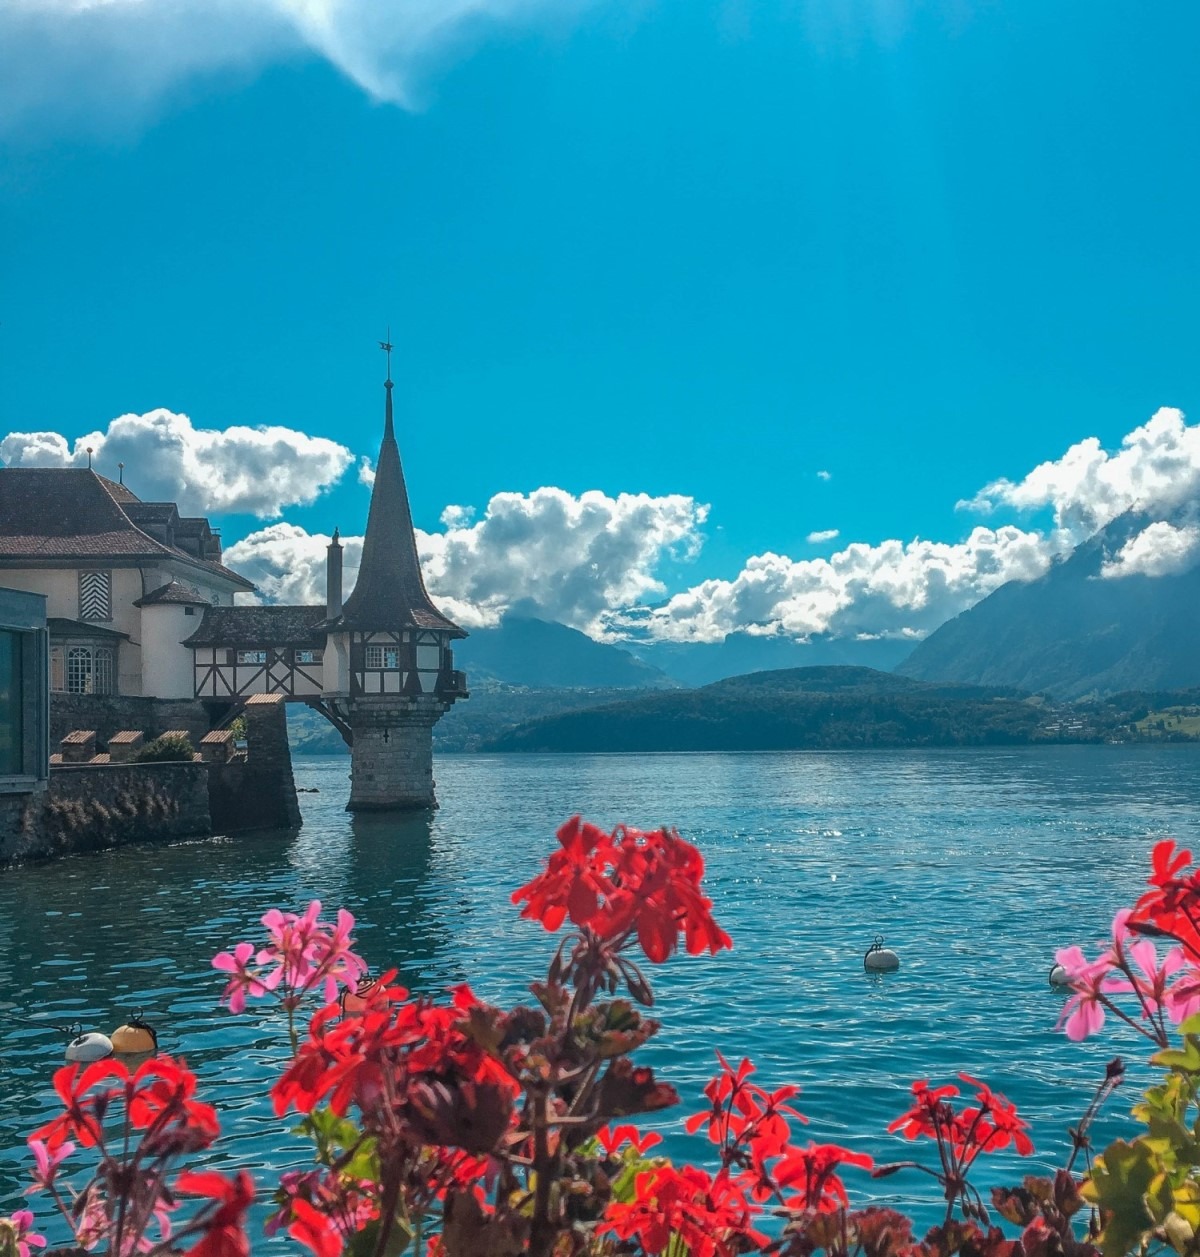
[
  {"left": 95, "top": 649, "right": 114, "bottom": 696},
  {"left": 0, "top": 631, "right": 23, "bottom": 775},
  {"left": 67, "top": 647, "right": 93, "bottom": 694}
]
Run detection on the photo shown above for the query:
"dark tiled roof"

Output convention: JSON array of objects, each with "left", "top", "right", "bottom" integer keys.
[
  {"left": 334, "top": 382, "right": 465, "bottom": 638},
  {"left": 133, "top": 581, "right": 212, "bottom": 607},
  {"left": 0, "top": 468, "right": 254, "bottom": 590},
  {"left": 124, "top": 502, "right": 180, "bottom": 524},
  {"left": 184, "top": 604, "right": 328, "bottom": 647},
  {"left": 48, "top": 617, "right": 130, "bottom": 640},
  {"left": 98, "top": 475, "right": 140, "bottom": 504}
]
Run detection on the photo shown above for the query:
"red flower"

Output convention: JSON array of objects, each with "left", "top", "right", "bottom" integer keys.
[
  {"left": 1131, "top": 840, "right": 1200, "bottom": 962},
  {"left": 511, "top": 815, "right": 613, "bottom": 932},
  {"left": 128, "top": 1058, "right": 220, "bottom": 1152},
  {"left": 596, "top": 1124, "right": 663, "bottom": 1156},
  {"left": 959, "top": 1074, "right": 1034, "bottom": 1156},
  {"left": 176, "top": 1170, "right": 254, "bottom": 1257},
  {"left": 887, "top": 1079, "right": 961, "bottom": 1144},
  {"left": 602, "top": 1164, "right": 764, "bottom": 1257},
  {"left": 287, "top": 1198, "right": 344, "bottom": 1257},
  {"left": 774, "top": 1142, "right": 875, "bottom": 1211},
  {"left": 512, "top": 817, "right": 732, "bottom": 965},
  {"left": 29, "top": 1060, "right": 126, "bottom": 1150}
]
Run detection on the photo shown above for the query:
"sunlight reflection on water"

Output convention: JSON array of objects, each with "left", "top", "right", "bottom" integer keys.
[{"left": 2, "top": 745, "right": 1198, "bottom": 1240}]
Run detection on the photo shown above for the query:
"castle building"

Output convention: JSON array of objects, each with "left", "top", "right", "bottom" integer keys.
[
  {"left": 187, "top": 366, "right": 468, "bottom": 808},
  {"left": 0, "top": 356, "right": 467, "bottom": 811},
  {"left": 0, "top": 468, "right": 254, "bottom": 699}
]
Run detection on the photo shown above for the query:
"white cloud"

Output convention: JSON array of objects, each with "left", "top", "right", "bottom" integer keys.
[
  {"left": 207, "top": 405, "right": 1200, "bottom": 645},
  {"left": 225, "top": 523, "right": 359, "bottom": 605},
  {"left": 358, "top": 456, "right": 375, "bottom": 488},
  {"left": 961, "top": 407, "right": 1200, "bottom": 540},
  {"left": 816, "top": 470, "right": 832, "bottom": 481},
  {"left": 226, "top": 486, "right": 709, "bottom": 633},
  {"left": 0, "top": 408, "right": 353, "bottom": 518},
  {"left": 440, "top": 504, "right": 475, "bottom": 528},
  {"left": 1100, "top": 521, "right": 1200, "bottom": 581},
  {"left": 632, "top": 526, "right": 1054, "bottom": 644},
  {"left": 806, "top": 528, "right": 839, "bottom": 544},
  {"left": 0, "top": 0, "right": 595, "bottom": 136}
]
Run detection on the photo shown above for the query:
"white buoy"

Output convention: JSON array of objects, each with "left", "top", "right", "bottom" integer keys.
[
  {"left": 65, "top": 1032, "right": 114, "bottom": 1063},
  {"left": 1048, "top": 963, "right": 1071, "bottom": 988},
  {"left": 864, "top": 937, "right": 900, "bottom": 972}
]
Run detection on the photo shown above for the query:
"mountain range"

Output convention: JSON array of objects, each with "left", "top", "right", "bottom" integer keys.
[{"left": 898, "top": 505, "right": 1200, "bottom": 698}]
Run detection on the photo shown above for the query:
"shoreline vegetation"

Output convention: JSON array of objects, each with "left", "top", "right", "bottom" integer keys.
[{"left": 284, "top": 666, "right": 1200, "bottom": 756}]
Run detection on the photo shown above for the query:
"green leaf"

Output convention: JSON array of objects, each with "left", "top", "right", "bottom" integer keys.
[
  {"left": 1154, "top": 1037, "right": 1200, "bottom": 1073},
  {"left": 1083, "top": 1139, "right": 1162, "bottom": 1257}
]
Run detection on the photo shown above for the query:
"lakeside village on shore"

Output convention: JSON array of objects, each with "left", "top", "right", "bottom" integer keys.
[
  {"left": 2, "top": 362, "right": 1199, "bottom": 863},
  {"left": 0, "top": 363, "right": 471, "bottom": 863}
]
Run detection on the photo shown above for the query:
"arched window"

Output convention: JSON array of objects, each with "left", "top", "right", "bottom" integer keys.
[
  {"left": 66, "top": 647, "right": 93, "bottom": 694},
  {"left": 62, "top": 645, "right": 116, "bottom": 695}
]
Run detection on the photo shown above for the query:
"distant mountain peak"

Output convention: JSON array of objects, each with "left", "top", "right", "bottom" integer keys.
[
  {"left": 897, "top": 502, "right": 1200, "bottom": 698},
  {"left": 454, "top": 615, "right": 678, "bottom": 690}
]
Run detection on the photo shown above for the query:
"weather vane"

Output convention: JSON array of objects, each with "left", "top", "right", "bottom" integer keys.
[{"left": 379, "top": 328, "right": 393, "bottom": 382}]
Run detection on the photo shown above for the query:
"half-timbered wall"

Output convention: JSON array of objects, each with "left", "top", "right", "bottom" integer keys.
[
  {"left": 193, "top": 646, "right": 325, "bottom": 699},
  {"left": 348, "top": 630, "right": 449, "bottom": 698}
]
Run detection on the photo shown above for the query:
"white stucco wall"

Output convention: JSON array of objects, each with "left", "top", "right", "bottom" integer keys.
[
  {"left": 0, "top": 566, "right": 145, "bottom": 694},
  {"left": 323, "top": 633, "right": 351, "bottom": 697},
  {"left": 140, "top": 604, "right": 201, "bottom": 699},
  {"left": 0, "top": 569, "right": 78, "bottom": 619}
]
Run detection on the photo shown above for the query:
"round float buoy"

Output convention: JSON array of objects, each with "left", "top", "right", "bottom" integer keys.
[
  {"left": 864, "top": 936, "right": 900, "bottom": 972},
  {"left": 111, "top": 1018, "right": 158, "bottom": 1055},
  {"left": 65, "top": 1032, "right": 113, "bottom": 1063},
  {"left": 341, "top": 976, "right": 388, "bottom": 1016},
  {"left": 1048, "top": 963, "right": 1071, "bottom": 988}
]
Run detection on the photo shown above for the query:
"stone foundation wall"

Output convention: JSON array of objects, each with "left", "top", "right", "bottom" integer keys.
[
  {"left": 208, "top": 694, "right": 301, "bottom": 833},
  {"left": 348, "top": 697, "right": 446, "bottom": 810},
  {"left": 0, "top": 763, "right": 211, "bottom": 864},
  {"left": 3, "top": 695, "right": 303, "bottom": 863},
  {"left": 49, "top": 695, "right": 227, "bottom": 746}
]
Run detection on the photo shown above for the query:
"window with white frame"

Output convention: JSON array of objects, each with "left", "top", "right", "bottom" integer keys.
[
  {"left": 296, "top": 649, "right": 323, "bottom": 664},
  {"left": 78, "top": 570, "right": 113, "bottom": 621},
  {"left": 365, "top": 644, "right": 399, "bottom": 669},
  {"left": 236, "top": 650, "right": 268, "bottom": 665},
  {"left": 61, "top": 645, "right": 115, "bottom": 695},
  {"left": 94, "top": 648, "right": 114, "bottom": 695}
]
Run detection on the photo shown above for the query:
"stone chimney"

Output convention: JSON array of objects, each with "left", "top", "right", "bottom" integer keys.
[{"left": 327, "top": 528, "right": 343, "bottom": 619}]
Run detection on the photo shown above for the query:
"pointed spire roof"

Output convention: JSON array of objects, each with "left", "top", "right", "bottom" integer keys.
[{"left": 335, "top": 372, "right": 465, "bottom": 637}]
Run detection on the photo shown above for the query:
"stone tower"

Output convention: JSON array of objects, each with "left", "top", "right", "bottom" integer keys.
[{"left": 321, "top": 361, "right": 468, "bottom": 810}]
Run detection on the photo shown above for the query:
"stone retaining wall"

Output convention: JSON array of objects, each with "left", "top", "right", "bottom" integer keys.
[
  {"left": 0, "top": 763, "right": 212, "bottom": 864},
  {"left": 208, "top": 694, "right": 301, "bottom": 833},
  {"left": 2, "top": 695, "right": 302, "bottom": 864}
]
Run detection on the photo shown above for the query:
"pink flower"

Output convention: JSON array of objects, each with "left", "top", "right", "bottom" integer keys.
[
  {"left": 73, "top": 1186, "right": 110, "bottom": 1249},
  {"left": 257, "top": 902, "right": 367, "bottom": 1004},
  {"left": 212, "top": 941, "right": 268, "bottom": 1014},
  {"left": 216, "top": 904, "right": 368, "bottom": 1017},
  {"left": 1166, "top": 967, "right": 1200, "bottom": 1023},
  {"left": 25, "top": 1138, "right": 73, "bottom": 1194},
  {"left": 1107, "top": 940, "right": 1187, "bottom": 1018},
  {"left": 1, "top": 1210, "right": 47, "bottom": 1257},
  {"left": 1054, "top": 944, "right": 1115, "bottom": 1041}
]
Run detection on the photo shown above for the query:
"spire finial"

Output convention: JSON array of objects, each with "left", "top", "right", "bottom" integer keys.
[{"left": 378, "top": 328, "right": 393, "bottom": 388}]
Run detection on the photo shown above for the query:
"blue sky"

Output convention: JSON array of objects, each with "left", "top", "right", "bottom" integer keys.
[{"left": 2, "top": 1, "right": 1199, "bottom": 642}]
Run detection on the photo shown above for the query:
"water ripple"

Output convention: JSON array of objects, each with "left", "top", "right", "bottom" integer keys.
[{"left": 2, "top": 746, "right": 1198, "bottom": 1241}]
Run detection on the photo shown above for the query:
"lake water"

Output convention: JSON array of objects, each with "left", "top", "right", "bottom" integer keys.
[{"left": 3, "top": 746, "right": 1199, "bottom": 1242}]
